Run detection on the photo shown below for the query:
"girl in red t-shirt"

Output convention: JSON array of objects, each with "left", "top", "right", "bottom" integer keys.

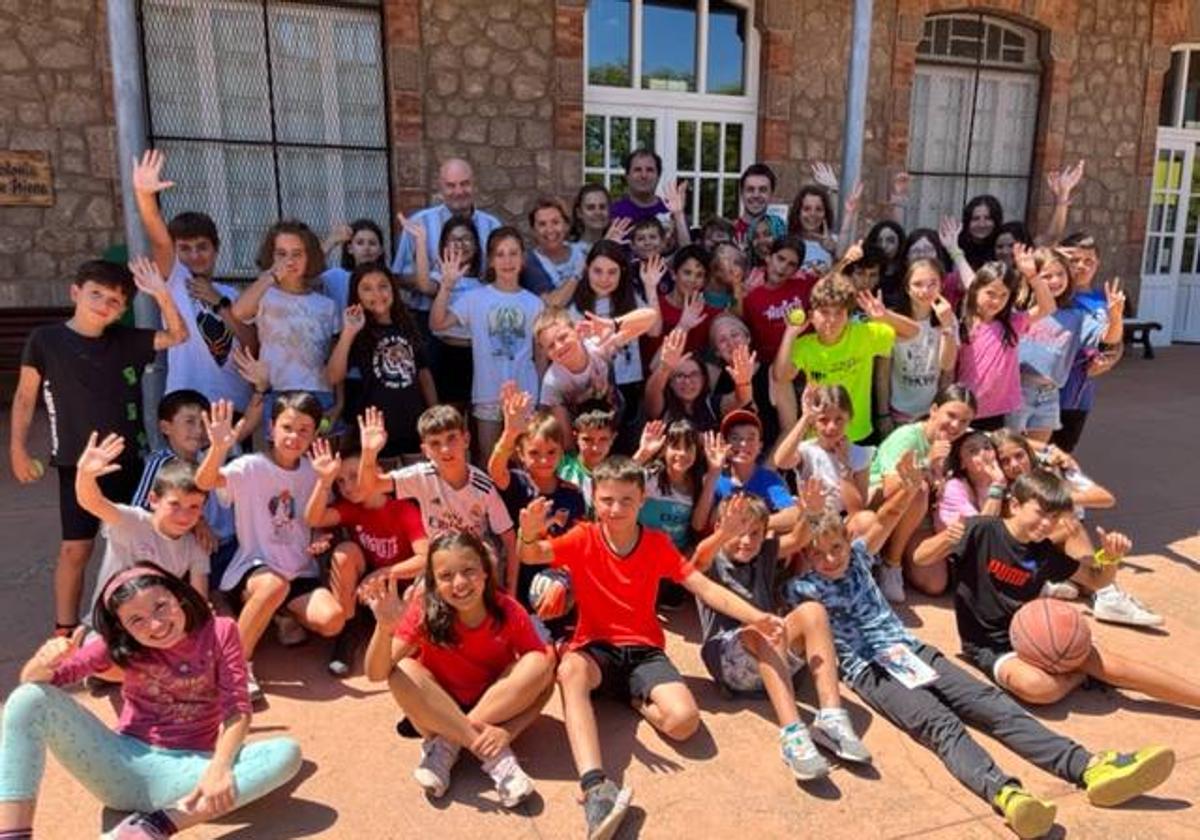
[
  {"left": 305, "top": 438, "right": 429, "bottom": 676},
  {"left": 362, "top": 531, "right": 554, "bottom": 809}
]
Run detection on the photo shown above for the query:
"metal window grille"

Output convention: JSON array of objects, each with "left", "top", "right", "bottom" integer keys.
[{"left": 139, "top": 0, "right": 392, "bottom": 277}]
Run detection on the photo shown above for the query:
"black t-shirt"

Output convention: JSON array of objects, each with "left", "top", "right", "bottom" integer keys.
[
  {"left": 698, "top": 538, "right": 779, "bottom": 645},
  {"left": 22, "top": 323, "right": 157, "bottom": 466},
  {"left": 499, "top": 468, "right": 586, "bottom": 608},
  {"left": 949, "top": 516, "right": 1079, "bottom": 654},
  {"left": 350, "top": 325, "right": 429, "bottom": 453}
]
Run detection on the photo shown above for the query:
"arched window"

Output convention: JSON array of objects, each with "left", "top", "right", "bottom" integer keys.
[
  {"left": 584, "top": 0, "right": 759, "bottom": 225},
  {"left": 905, "top": 13, "right": 1042, "bottom": 226}
]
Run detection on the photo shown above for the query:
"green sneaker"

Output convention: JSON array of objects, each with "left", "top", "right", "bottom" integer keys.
[
  {"left": 1083, "top": 746, "right": 1175, "bottom": 807},
  {"left": 993, "top": 785, "right": 1057, "bottom": 839}
]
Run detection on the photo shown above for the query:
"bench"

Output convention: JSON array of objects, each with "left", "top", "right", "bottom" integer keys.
[
  {"left": 0, "top": 307, "right": 73, "bottom": 405},
  {"left": 1123, "top": 319, "right": 1163, "bottom": 359}
]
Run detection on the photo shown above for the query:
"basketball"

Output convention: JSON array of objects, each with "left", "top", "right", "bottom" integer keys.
[
  {"left": 529, "top": 568, "right": 574, "bottom": 619},
  {"left": 1009, "top": 598, "right": 1092, "bottom": 674}
]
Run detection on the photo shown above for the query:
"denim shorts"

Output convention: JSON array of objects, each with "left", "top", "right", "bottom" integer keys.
[{"left": 1006, "top": 375, "right": 1061, "bottom": 433}]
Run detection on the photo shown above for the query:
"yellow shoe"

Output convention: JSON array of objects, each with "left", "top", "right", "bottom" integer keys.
[
  {"left": 993, "top": 785, "right": 1057, "bottom": 839},
  {"left": 1083, "top": 746, "right": 1175, "bottom": 807}
]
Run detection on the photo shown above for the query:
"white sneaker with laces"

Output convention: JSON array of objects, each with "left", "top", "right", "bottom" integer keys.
[
  {"left": 245, "top": 662, "right": 264, "bottom": 703},
  {"left": 812, "top": 708, "right": 872, "bottom": 764},
  {"left": 1092, "top": 585, "right": 1164, "bottom": 627},
  {"left": 1041, "top": 580, "right": 1080, "bottom": 601},
  {"left": 413, "top": 736, "right": 461, "bottom": 797},
  {"left": 879, "top": 565, "right": 906, "bottom": 603},
  {"left": 481, "top": 747, "right": 535, "bottom": 807}
]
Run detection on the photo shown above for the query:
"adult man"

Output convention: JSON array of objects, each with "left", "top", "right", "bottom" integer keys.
[
  {"left": 392, "top": 158, "right": 502, "bottom": 329},
  {"left": 733, "top": 162, "right": 785, "bottom": 247},
  {"left": 609, "top": 149, "right": 669, "bottom": 225}
]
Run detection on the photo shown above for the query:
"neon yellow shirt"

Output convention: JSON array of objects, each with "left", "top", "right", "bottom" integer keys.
[{"left": 789, "top": 321, "right": 895, "bottom": 442}]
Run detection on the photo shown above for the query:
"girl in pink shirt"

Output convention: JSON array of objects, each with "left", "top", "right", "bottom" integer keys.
[{"left": 0, "top": 563, "right": 300, "bottom": 840}]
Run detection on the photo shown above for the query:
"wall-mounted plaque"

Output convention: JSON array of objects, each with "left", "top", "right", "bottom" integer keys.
[{"left": 0, "top": 151, "right": 54, "bottom": 207}]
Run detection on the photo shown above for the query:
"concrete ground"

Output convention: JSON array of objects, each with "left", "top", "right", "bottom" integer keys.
[{"left": 2, "top": 347, "right": 1199, "bottom": 839}]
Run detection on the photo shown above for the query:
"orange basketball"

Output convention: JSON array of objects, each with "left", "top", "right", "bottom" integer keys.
[{"left": 1009, "top": 598, "right": 1092, "bottom": 674}]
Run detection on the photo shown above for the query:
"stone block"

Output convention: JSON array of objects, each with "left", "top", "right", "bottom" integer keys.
[
  {"left": 762, "top": 0, "right": 796, "bottom": 29},
  {"left": 446, "top": 97, "right": 473, "bottom": 116},
  {"left": 490, "top": 77, "right": 509, "bottom": 98},
  {"left": 491, "top": 22, "right": 529, "bottom": 50},
  {"left": 39, "top": 39, "right": 90, "bottom": 70},
  {"left": 49, "top": 91, "right": 101, "bottom": 126},
  {"left": 0, "top": 230, "right": 34, "bottom": 255},
  {"left": 497, "top": 149, "right": 531, "bottom": 168},
  {"left": 489, "top": 118, "right": 517, "bottom": 147},
  {"left": 9, "top": 128, "right": 55, "bottom": 151},
  {"left": 431, "top": 71, "right": 459, "bottom": 97},
  {"left": 35, "top": 227, "right": 88, "bottom": 254},
  {"left": 446, "top": 20, "right": 477, "bottom": 47},
  {"left": 79, "top": 195, "right": 114, "bottom": 229},
  {"left": 511, "top": 74, "right": 546, "bottom": 101},
  {"left": 17, "top": 101, "right": 45, "bottom": 126},
  {"left": 456, "top": 120, "right": 487, "bottom": 144},
  {"left": 462, "top": 72, "right": 488, "bottom": 98},
  {"left": 0, "top": 42, "right": 28, "bottom": 71},
  {"left": 519, "top": 120, "right": 553, "bottom": 150},
  {"left": 463, "top": 43, "right": 491, "bottom": 69},
  {"left": 427, "top": 115, "right": 457, "bottom": 140}
]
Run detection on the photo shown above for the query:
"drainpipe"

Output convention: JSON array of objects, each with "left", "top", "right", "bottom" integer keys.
[
  {"left": 107, "top": 0, "right": 164, "bottom": 449},
  {"left": 840, "top": 0, "right": 874, "bottom": 218}
]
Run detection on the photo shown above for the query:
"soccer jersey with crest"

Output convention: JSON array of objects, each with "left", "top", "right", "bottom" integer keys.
[{"left": 390, "top": 462, "right": 513, "bottom": 540}]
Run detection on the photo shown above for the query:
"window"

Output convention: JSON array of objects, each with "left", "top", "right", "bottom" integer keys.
[
  {"left": 140, "top": 0, "right": 391, "bottom": 276},
  {"left": 1158, "top": 46, "right": 1200, "bottom": 129},
  {"left": 905, "top": 13, "right": 1041, "bottom": 227},
  {"left": 584, "top": 0, "right": 757, "bottom": 226}
]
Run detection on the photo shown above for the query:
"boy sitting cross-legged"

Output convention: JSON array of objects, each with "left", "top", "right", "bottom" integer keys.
[
  {"left": 691, "top": 490, "right": 870, "bottom": 781},
  {"left": 518, "top": 456, "right": 786, "bottom": 840},
  {"left": 782, "top": 453, "right": 1175, "bottom": 838}
]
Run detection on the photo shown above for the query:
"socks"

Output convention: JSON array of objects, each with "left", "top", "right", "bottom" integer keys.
[
  {"left": 580, "top": 768, "right": 607, "bottom": 793},
  {"left": 816, "top": 707, "right": 847, "bottom": 724},
  {"left": 140, "top": 810, "right": 178, "bottom": 836},
  {"left": 0, "top": 829, "right": 34, "bottom": 839}
]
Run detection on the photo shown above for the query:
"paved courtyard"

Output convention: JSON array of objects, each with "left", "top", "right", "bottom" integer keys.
[{"left": 2, "top": 347, "right": 1198, "bottom": 839}]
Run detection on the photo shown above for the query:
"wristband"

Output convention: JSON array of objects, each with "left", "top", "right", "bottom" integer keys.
[
  {"left": 1093, "top": 547, "right": 1121, "bottom": 566},
  {"left": 986, "top": 483, "right": 1006, "bottom": 500},
  {"left": 518, "top": 530, "right": 540, "bottom": 545},
  {"left": 949, "top": 248, "right": 964, "bottom": 261}
]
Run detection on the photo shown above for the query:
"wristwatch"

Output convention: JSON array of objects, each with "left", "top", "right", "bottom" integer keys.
[{"left": 215, "top": 296, "right": 232, "bottom": 312}]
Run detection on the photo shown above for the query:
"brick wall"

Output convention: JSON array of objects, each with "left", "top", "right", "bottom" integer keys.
[{"left": 0, "top": 0, "right": 123, "bottom": 306}]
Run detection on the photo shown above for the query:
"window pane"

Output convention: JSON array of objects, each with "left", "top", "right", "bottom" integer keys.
[
  {"left": 677, "top": 120, "right": 696, "bottom": 172},
  {"left": 610, "top": 174, "right": 628, "bottom": 198},
  {"left": 707, "top": 1, "right": 745, "bottom": 95},
  {"left": 636, "top": 118, "right": 656, "bottom": 151},
  {"left": 968, "top": 73, "right": 1038, "bottom": 176},
  {"left": 1184, "top": 51, "right": 1200, "bottom": 128},
  {"left": 588, "top": 0, "right": 632, "bottom": 87},
  {"left": 278, "top": 147, "right": 389, "bottom": 243},
  {"left": 699, "top": 177, "right": 719, "bottom": 220},
  {"left": 700, "top": 122, "right": 720, "bottom": 171},
  {"left": 724, "top": 123, "right": 743, "bottom": 171},
  {"left": 585, "top": 115, "right": 606, "bottom": 168},
  {"left": 964, "top": 176, "right": 1028, "bottom": 222},
  {"left": 642, "top": 0, "right": 696, "bottom": 92},
  {"left": 611, "top": 117, "right": 631, "bottom": 165},
  {"left": 1160, "top": 51, "right": 1182, "bottom": 127},
  {"left": 722, "top": 177, "right": 739, "bottom": 219},
  {"left": 907, "top": 68, "right": 973, "bottom": 173},
  {"left": 906, "top": 174, "right": 964, "bottom": 230}
]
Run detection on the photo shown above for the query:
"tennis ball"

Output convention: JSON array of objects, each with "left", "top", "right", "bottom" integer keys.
[
  {"left": 319, "top": 418, "right": 332, "bottom": 435},
  {"left": 786, "top": 307, "right": 807, "bottom": 326},
  {"left": 30, "top": 458, "right": 45, "bottom": 479}
]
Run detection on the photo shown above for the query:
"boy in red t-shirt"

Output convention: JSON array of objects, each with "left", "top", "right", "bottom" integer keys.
[
  {"left": 518, "top": 456, "right": 785, "bottom": 840},
  {"left": 306, "top": 438, "right": 428, "bottom": 675}
]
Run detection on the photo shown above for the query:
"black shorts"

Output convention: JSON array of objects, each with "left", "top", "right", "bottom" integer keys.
[
  {"left": 580, "top": 641, "right": 682, "bottom": 702},
  {"left": 1051, "top": 409, "right": 1089, "bottom": 453},
  {"left": 230, "top": 562, "right": 323, "bottom": 607},
  {"left": 56, "top": 460, "right": 142, "bottom": 542}
]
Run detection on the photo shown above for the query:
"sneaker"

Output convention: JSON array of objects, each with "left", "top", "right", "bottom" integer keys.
[
  {"left": 1041, "top": 580, "right": 1080, "bottom": 601},
  {"left": 879, "top": 565, "right": 906, "bottom": 603},
  {"left": 412, "top": 736, "right": 460, "bottom": 798},
  {"left": 812, "top": 709, "right": 872, "bottom": 764},
  {"left": 779, "top": 721, "right": 830, "bottom": 780},
  {"left": 101, "top": 812, "right": 174, "bottom": 840},
  {"left": 274, "top": 613, "right": 308, "bottom": 646},
  {"left": 327, "top": 630, "right": 354, "bottom": 676},
  {"left": 481, "top": 747, "right": 535, "bottom": 808},
  {"left": 1092, "top": 586, "right": 1164, "bottom": 628},
  {"left": 993, "top": 785, "right": 1057, "bottom": 839},
  {"left": 583, "top": 779, "right": 633, "bottom": 840},
  {"left": 1083, "top": 746, "right": 1175, "bottom": 807},
  {"left": 245, "top": 662, "right": 264, "bottom": 703}
]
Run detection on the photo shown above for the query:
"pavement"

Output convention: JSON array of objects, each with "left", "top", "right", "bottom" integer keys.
[{"left": 2, "top": 346, "right": 1198, "bottom": 839}]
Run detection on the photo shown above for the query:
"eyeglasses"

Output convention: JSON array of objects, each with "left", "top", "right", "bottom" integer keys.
[
  {"left": 726, "top": 434, "right": 760, "bottom": 446},
  {"left": 671, "top": 370, "right": 703, "bottom": 382}
]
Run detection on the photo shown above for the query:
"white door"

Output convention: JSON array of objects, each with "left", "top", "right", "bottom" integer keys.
[{"left": 1140, "top": 131, "right": 1193, "bottom": 340}]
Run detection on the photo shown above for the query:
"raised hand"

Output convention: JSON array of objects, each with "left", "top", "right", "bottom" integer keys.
[
  {"left": 725, "top": 342, "right": 757, "bottom": 387},
  {"left": 129, "top": 256, "right": 169, "bottom": 298},
  {"left": 931, "top": 294, "right": 956, "bottom": 326},
  {"left": 518, "top": 496, "right": 551, "bottom": 541},
  {"left": 359, "top": 574, "right": 406, "bottom": 630},
  {"left": 1012, "top": 242, "right": 1037, "bottom": 277},
  {"left": 810, "top": 161, "right": 839, "bottom": 192},
  {"left": 501, "top": 384, "right": 532, "bottom": 437},
  {"left": 844, "top": 180, "right": 864, "bottom": 216},
  {"left": 309, "top": 437, "right": 341, "bottom": 483},
  {"left": 357, "top": 406, "right": 388, "bottom": 455},
  {"left": 77, "top": 432, "right": 125, "bottom": 478},
  {"left": 640, "top": 252, "right": 666, "bottom": 295},
  {"left": 716, "top": 492, "right": 759, "bottom": 540},
  {"left": 677, "top": 292, "right": 710, "bottom": 333},
  {"left": 895, "top": 449, "right": 924, "bottom": 489},
  {"left": 663, "top": 179, "right": 689, "bottom": 216},
  {"left": 855, "top": 289, "right": 887, "bottom": 320},
  {"left": 890, "top": 171, "right": 911, "bottom": 203},
  {"left": 659, "top": 327, "right": 689, "bottom": 371},
  {"left": 202, "top": 399, "right": 244, "bottom": 452},
  {"left": 1049, "top": 159, "right": 1085, "bottom": 202},
  {"left": 131, "top": 149, "right": 174, "bottom": 195},
  {"left": 604, "top": 216, "right": 633, "bottom": 244},
  {"left": 799, "top": 476, "right": 827, "bottom": 514},
  {"left": 799, "top": 382, "right": 824, "bottom": 420},
  {"left": 439, "top": 246, "right": 465, "bottom": 287},
  {"left": 637, "top": 419, "right": 667, "bottom": 459},
  {"left": 231, "top": 346, "right": 269, "bottom": 392},
  {"left": 842, "top": 238, "right": 865, "bottom": 265},
  {"left": 702, "top": 430, "right": 730, "bottom": 472},
  {"left": 343, "top": 303, "right": 367, "bottom": 335},
  {"left": 329, "top": 223, "right": 353, "bottom": 246},
  {"left": 983, "top": 452, "right": 1007, "bottom": 486},
  {"left": 397, "top": 211, "right": 427, "bottom": 244},
  {"left": 1104, "top": 277, "right": 1125, "bottom": 316},
  {"left": 938, "top": 215, "right": 962, "bottom": 253},
  {"left": 27, "top": 625, "right": 87, "bottom": 679}
]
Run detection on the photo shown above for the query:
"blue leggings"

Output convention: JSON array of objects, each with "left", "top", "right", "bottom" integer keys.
[{"left": 0, "top": 683, "right": 301, "bottom": 813}]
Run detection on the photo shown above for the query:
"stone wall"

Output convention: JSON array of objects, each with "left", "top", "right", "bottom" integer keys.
[{"left": 0, "top": 0, "right": 123, "bottom": 306}]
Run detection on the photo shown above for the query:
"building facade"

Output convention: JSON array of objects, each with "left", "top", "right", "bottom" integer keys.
[{"left": 2, "top": 0, "right": 1199, "bottom": 338}]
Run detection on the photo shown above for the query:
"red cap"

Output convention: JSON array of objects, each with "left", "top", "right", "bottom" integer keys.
[{"left": 720, "top": 409, "right": 762, "bottom": 438}]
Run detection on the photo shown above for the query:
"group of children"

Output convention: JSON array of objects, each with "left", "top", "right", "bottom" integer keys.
[{"left": 2, "top": 150, "right": 1195, "bottom": 840}]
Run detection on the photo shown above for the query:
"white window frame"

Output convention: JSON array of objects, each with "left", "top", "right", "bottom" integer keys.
[
  {"left": 583, "top": 0, "right": 760, "bottom": 224},
  {"left": 1160, "top": 44, "right": 1200, "bottom": 129}
]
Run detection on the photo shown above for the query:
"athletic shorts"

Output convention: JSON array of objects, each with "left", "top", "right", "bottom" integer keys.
[
  {"left": 700, "top": 628, "right": 805, "bottom": 694},
  {"left": 579, "top": 641, "right": 683, "bottom": 702},
  {"left": 1006, "top": 376, "right": 1061, "bottom": 433},
  {"left": 230, "top": 561, "right": 323, "bottom": 607},
  {"left": 57, "top": 461, "right": 142, "bottom": 542}
]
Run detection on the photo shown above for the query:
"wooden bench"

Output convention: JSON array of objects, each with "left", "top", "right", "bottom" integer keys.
[
  {"left": 1123, "top": 319, "right": 1163, "bottom": 359},
  {"left": 0, "top": 307, "right": 73, "bottom": 405}
]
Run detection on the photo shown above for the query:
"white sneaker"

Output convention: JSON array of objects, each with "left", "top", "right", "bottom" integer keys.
[
  {"left": 1092, "top": 585, "right": 1164, "bottom": 627},
  {"left": 1041, "top": 580, "right": 1080, "bottom": 601},
  {"left": 879, "top": 565, "right": 906, "bottom": 603},
  {"left": 481, "top": 746, "right": 535, "bottom": 807},
  {"left": 413, "top": 736, "right": 460, "bottom": 798},
  {"left": 274, "top": 613, "right": 308, "bottom": 646},
  {"left": 245, "top": 662, "right": 264, "bottom": 703}
]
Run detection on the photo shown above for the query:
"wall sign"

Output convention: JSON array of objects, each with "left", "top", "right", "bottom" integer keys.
[{"left": 0, "top": 151, "right": 54, "bottom": 207}]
